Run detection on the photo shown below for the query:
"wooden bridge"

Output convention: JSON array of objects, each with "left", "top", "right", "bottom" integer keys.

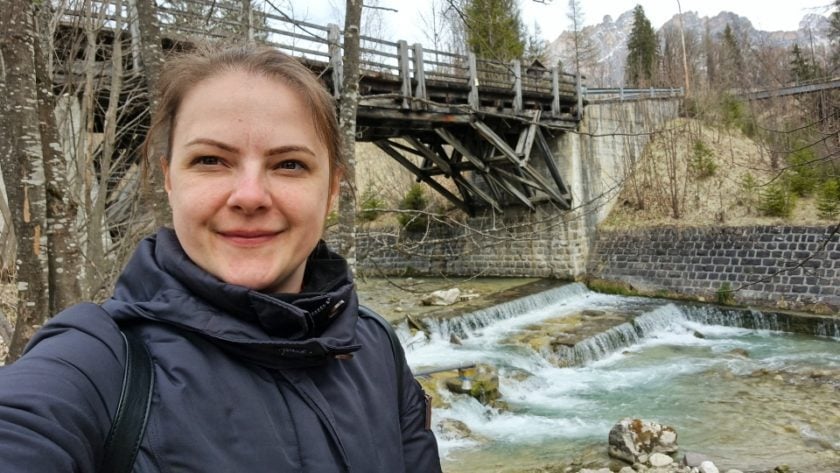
[
  {"left": 742, "top": 77, "right": 840, "bottom": 101},
  {"left": 57, "top": 0, "right": 587, "bottom": 214}
]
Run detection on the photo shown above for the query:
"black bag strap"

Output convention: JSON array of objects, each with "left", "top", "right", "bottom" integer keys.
[
  {"left": 100, "top": 325, "right": 154, "bottom": 473},
  {"left": 358, "top": 305, "right": 406, "bottom": 405}
]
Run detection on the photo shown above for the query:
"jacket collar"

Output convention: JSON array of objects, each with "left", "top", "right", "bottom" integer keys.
[{"left": 104, "top": 229, "right": 360, "bottom": 369}]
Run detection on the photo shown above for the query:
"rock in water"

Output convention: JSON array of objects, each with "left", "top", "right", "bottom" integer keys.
[
  {"left": 699, "top": 460, "right": 720, "bottom": 473},
  {"left": 421, "top": 288, "right": 461, "bottom": 306},
  {"left": 607, "top": 418, "right": 679, "bottom": 464},
  {"left": 649, "top": 453, "right": 673, "bottom": 467}
]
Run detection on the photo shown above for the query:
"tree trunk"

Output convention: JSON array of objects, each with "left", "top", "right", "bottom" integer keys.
[
  {"left": 34, "top": 3, "right": 82, "bottom": 313},
  {"left": 337, "top": 0, "right": 363, "bottom": 269},
  {"left": 0, "top": 0, "right": 52, "bottom": 362},
  {"left": 132, "top": 0, "right": 170, "bottom": 230}
]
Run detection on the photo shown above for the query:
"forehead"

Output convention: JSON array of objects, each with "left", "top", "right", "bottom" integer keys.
[{"left": 172, "top": 70, "right": 324, "bottom": 148}]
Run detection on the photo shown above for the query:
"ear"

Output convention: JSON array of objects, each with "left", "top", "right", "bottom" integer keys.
[
  {"left": 327, "top": 169, "right": 342, "bottom": 212},
  {"left": 160, "top": 157, "right": 172, "bottom": 195}
]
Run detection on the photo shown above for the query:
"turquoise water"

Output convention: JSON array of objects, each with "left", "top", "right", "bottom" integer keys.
[{"left": 402, "top": 285, "right": 840, "bottom": 472}]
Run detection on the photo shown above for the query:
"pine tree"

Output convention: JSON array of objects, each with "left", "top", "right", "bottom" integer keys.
[
  {"left": 790, "top": 44, "right": 817, "bottom": 83},
  {"left": 625, "top": 5, "right": 658, "bottom": 87},
  {"left": 720, "top": 24, "right": 744, "bottom": 88},
  {"left": 463, "top": 0, "right": 526, "bottom": 61}
]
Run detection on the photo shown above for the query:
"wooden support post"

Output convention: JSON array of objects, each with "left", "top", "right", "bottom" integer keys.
[
  {"left": 435, "top": 128, "right": 488, "bottom": 172},
  {"left": 535, "top": 128, "right": 572, "bottom": 208},
  {"left": 471, "top": 119, "right": 522, "bottom": 166},
  {"left": 412, "top": 43, "right": 427, "bottom": 109},
  {"left": 485, "top": 173, "right": 535, "bottom": 210},
  {"left": 327, "top": 24, "right": 342, "bottom": 99},
  {"left": 398, "top": 40, "right": 411, "bottom": 109},
  {"left": 512, "top": 59, "right": 522, "bottom": 113},
  {"left": 551, "top": 66, "right": 560, "bottom": 116},
  {"left": 468, "top": 52, "right": 479, "bottom": 109},
  {"left": 375, "top": 140, "right": 471, "bottom": 214},
  {"left": 405, "top": 137, "right": 452, "bottom": 177}
]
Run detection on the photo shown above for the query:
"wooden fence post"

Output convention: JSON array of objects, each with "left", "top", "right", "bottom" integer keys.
[
  {"left": 328, "top": 24, "right": 342, "bottom": 99},
  {"left": 398, "top": 40, "right": 411, "bottom": 109},
  {"left": 468, "top": 52, "right": 479, "bottom": 109},
  {"left": 512, "top": 59, "right": 522, "bottom": 113},
  {"left": 551, "top": 66, "right": 560, "bottom": 116},
  {"left": 413, "top": 43, "right": 427, "bottom": 109}
]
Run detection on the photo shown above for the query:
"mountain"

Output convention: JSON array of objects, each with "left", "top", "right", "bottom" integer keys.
[{"left": 545, "top": 10, "right": 832, "bottom": 87}]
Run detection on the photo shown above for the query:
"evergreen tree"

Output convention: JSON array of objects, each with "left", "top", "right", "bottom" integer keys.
[
  {"left": 720, "top": 24, "right": 743, "bottom": 87},
  {"left": 464, "top": 0, "right": 526, "bottom": 61},
  {"left": 525, "top": 21, "right": 548, "bottom": 63},
  {"left": 566, "top": 0, "right": 596, "bottom": 76},
  {"left": 625, "top": 5, "right": 658, "bottom": 87},
  {"left": 790, "top": 44, "right": 817, "bottom": 83}
]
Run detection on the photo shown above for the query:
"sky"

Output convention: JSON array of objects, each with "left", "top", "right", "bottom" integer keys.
[{"left": 297, "top": 0, "right": 833, "bottom": 45}]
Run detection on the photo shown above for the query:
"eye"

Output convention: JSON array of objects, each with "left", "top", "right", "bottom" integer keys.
[
  {"left": 192, "top": 156, "right": 222, "bottom": 166},
  {"left": 275, "top": 160, "right": 305, "bottom": 171}
]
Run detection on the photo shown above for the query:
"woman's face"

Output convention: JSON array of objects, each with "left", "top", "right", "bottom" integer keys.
[{"left": 163, "top": 70, "right": 338, "bottom": 293}]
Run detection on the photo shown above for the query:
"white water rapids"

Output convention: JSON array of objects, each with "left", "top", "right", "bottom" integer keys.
[{"left": 400, "top": 283, "right": 840, "bottom": 472}]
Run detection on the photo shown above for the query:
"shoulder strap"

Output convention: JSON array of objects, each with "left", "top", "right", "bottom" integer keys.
[
  {"left": 358, "top": 305, "right": 406, "bottom": 404},
  {"left": 100, "top": 325, "right": 154, "bottom": 473}
]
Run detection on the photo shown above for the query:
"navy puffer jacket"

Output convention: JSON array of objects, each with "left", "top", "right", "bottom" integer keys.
[{"left": 0, "top": 229, "right": 441, "bottom": 472}]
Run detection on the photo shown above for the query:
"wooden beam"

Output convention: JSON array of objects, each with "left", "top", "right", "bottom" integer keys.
[
  {"left": 397, "top": 40, "right": 411, "bottom": 109},
  {"left": 512, "top": 59, "right": 522, "bottom": 113},
  {"left": 471, "top": 119, "right": 522, "bottom": 166},
  {"left": 485, "top": 173, "right": 534, "bottom": 210},
  {"left": 412, "top": 43, "right": 426, "bottom": 109},
  {"left": 468, "top": 52, "right": 479, "bottom": 109},
  {"left": 434, "top": 128, "right": 488, "bottom": 172},
  {"left": 535, "top": 127, "right": 572, "bottom": 203},
  {"left": 405, "top": 137, "right": 452, "bottom": 176},
  {"left": 375, "top": 140, "right": 471, "bottom": 214}
]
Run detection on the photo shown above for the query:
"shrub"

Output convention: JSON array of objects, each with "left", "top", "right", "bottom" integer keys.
[
  {"left": 716, "top": 282, "right": 734, "bottom": 305},
  {"left": 740, "top": 172, "right": 759, "bottom": 213},
  {"left": 690, "top": 139, "right": 716, "bottom": 178},
  {"left": 785, "top": 146, "right": 819, "bottom": 197},
  {"left": 816, "top": 179, "right": 840, "bottom": 220},
  {"left": 759, "top": 182, "right": 796, "bottom": 218},
  {"left": 720, "top": 94, "right": 758, "bottom": 138},
  {"left": 397, "top": 184, "right": 429, "bottom": 232},
  {"left": 357, "top": 188, "right": 385, "bottom": 222}
]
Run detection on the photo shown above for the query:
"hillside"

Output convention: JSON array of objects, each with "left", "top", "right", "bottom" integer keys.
[{"left": 601, "top": 116, "right": 837, "bottom": 230}]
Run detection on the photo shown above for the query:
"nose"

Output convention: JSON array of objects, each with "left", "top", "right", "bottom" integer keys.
[{"left": 227, "top": 166, "right": 271, "bottom": 213}]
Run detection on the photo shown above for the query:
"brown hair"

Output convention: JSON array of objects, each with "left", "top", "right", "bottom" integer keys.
[{"left": 142, "top": 45, "right": 345, "bottom": 180}]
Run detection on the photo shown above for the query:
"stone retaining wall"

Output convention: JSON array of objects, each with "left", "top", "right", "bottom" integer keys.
[{"left": 587, "top": 225, "right": 840, "bottom": 311}]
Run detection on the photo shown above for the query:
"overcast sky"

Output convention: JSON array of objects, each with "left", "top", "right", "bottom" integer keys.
[{"left": 298, "top": 0, "right": 832, "bottom": 45}]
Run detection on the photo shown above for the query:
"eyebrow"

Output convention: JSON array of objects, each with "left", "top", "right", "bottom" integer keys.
[{"left": 185, "top": 138, "right": 316, "bottom": 157}]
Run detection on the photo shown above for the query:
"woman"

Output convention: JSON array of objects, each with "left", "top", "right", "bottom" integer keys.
[{"left": 0, "top": 45, "right": 441, "bottom": 472}]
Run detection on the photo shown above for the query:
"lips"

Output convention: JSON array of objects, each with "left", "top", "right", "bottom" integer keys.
[{"left": 217, "top": 229, "right": 282, "bottom": 246}]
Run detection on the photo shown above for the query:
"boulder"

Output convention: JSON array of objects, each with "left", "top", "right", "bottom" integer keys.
[
  {"left": 608, "top": 418, "right": 679, "bottom": 464},
  {"left": 443, "top": 364, "right": 501, "bottom": 404},
  {"left": 649, "top": 453, "right": 674, "bottom": 467},
  {"left": 682, "top": 452, "right": 712, "bottom": 468},
  {"left": 727, "top": 348, "right": 750, "bottom": 358},
  {"left": 699, "top": 460, "right": 720, "bottom": 473},
  {"left": 421, "top": 288, "right": 461, "bottom": 306}
]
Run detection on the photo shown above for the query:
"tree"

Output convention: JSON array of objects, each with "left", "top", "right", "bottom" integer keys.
[
  {"left": 829, "top": 0, "right": 840, "bottom": 71},
  {"left": 336, "top": 0, "right": 364, "bottom": 270},
  {"left": 566, "top": 0, "right": 596, "bottom": 78},
  {"left": 790, "top": 44, "right": 818, "bottom": 83},
  {"left": 463, "top": 0, "right": 525, "bottom": 61},
  {"left": 720, "top": 24, "right": 744, "bottom": 88},
  {"left": 525, "top": 21, "right": 548, "bottom": 63},
  {"left": 625, "top": 5, "right": 658, "bottom": 87},
  {"left": 1, "top": 0, "right": 51, "bottom": 362}
]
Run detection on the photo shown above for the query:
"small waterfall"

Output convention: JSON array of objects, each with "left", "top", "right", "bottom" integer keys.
[
  {"left": 426, "top": 283, "right": 589, "bottom": 340},
  {"left": 680, "top": 305, "right": 789, "bottom": 331},
  {"left": 815, "top": 318, "right": 840, "bottom": 338},
  {"left": 560, "top": 305, "right": 688, "bottom": 365}
]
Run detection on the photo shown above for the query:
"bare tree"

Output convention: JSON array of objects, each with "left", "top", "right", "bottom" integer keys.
[
  {"left": 1, "top": 0, "right": 51, "bottom": 362},
  {"left": 336, "top": 0, "right": 364, "bottom": 270}
]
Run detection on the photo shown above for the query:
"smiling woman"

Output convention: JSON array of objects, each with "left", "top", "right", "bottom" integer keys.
[{"left": 0, "top": 45, "right": 442, "bottom": 473}]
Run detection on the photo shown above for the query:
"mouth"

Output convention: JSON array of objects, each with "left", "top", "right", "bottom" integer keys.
[{"left": 217, "top": 229, "right": 282, "bottom": 246}]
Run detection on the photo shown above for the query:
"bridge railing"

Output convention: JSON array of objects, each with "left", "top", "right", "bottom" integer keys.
[
  {"left": 584, "top": 86, "right": 684, "bottom": 101},
  {"left": 57, "top": 0, "right": 583, "bottom": 117}
]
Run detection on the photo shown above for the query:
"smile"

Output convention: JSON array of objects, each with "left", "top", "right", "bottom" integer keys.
[{"left": 217, "top": 230, "right": 281, "bottom": 246}]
